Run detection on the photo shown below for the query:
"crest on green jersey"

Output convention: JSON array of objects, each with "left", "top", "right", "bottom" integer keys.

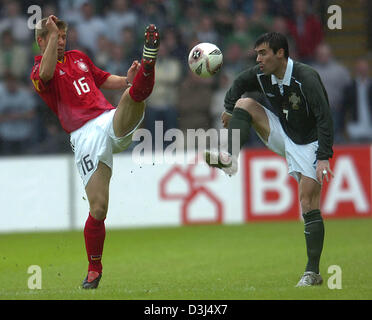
[{"left": 289, "top": 92, "right": 301, "bottom": 110}]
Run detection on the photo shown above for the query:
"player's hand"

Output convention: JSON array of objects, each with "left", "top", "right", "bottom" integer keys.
[
  {"left": 316, "top": 160, "right": 334, "bottom": 184},
  {"left": 46, "top": 15, "right": 59, "bottom": 34},
  {"left": 126, "top": 60, "right": 140, "bottom": 85},
  {"left": 221, "top": 111, "right": 232, "bottom": 128}
]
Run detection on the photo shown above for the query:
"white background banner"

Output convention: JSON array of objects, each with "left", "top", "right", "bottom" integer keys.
[{"left": 1, "top": 145, "right": 371, "bottom": 233}]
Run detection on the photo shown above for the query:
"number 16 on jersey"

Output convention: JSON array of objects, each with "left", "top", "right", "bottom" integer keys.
[{"left": 73, "top": 77, "right": 90, "bottom": 95}]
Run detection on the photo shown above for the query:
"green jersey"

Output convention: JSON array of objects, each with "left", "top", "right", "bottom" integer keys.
[{"left": 224, "top": 59, "right": 333, "bottom": 160}]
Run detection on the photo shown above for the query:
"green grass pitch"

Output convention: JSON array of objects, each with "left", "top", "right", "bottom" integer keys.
[{"left": 0, "top": 219, "right": 371, "bottom": 300}]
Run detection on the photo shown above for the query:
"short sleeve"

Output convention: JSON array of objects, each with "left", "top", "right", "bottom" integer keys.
[
  {"left": 224, "top": 67, "right": 261, "bottom": 112},
  {"left": 30, "top": 63, "right": 51, "bottom": 93},
  {"left": 79, "top": 51, "right": 111, "bottom": 88}
]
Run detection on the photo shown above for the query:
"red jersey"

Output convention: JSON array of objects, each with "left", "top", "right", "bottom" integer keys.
[{"left": 30, "top": 50, "right": 115, "bottom": 133}]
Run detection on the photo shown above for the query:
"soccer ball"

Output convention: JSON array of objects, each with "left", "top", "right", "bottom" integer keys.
[{"left": 188, "top": 43, "right": 223, "bottom": 78}]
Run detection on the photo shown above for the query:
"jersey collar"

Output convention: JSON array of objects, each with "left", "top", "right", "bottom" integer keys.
[
  {"left": 271, "top": 57, "right": 293, "bottom": 86},
  {"left": 57, "top": 56, "right": 66, "bottom": 63},
  {"left": 34, "top": 55, "right": 66, "bottom": 63}
]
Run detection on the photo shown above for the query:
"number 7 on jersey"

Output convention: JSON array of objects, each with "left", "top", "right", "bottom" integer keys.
[{"left": 283, "top": 109, "right": 289, "bottom": 121}]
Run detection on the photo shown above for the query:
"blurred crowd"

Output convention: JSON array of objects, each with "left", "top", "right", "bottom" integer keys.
[{"left": 0, "top": 0, "right": 371, "bottom": 156}]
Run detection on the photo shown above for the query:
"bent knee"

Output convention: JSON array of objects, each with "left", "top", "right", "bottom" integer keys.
[{"left": 235, "top": 98, "right": 259, "bottom": 112}]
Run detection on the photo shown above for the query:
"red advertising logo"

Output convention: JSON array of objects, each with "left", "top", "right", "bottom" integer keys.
[
  {"left": 159, "top": 158, "right": 224, "bottom": 225},
  {"left": 243, "top": 149, "right": 300, "bottom": 222},
  {"left": 322, "top": 145, "right": 372, "bottom": 219},
  {"left": 242, "top": 145, "right": 372, "bottom": 222}
]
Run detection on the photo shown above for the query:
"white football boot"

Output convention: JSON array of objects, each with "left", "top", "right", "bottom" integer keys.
[
  {"left": 204, "top": 150, "right": 238, "bottom": 176},
  {"left": 296, "top": 271, "right": 323, "bottom": 287}
]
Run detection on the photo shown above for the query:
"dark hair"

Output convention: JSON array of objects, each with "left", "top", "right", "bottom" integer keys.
[{"left": 254, "top": 32, "right": 289, "bottom": 58}]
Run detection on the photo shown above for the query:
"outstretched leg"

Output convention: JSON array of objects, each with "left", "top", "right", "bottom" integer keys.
[
  {"left": 205, "top": 97, "right": 270, "bottom": 174},
  {"left": 113, "top": 24, "right": 160, "bottom": 138}
]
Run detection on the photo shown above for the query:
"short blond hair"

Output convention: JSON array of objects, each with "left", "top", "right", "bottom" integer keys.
[{"left": 35, "top": 18, "right": 68, "bottom": 45}]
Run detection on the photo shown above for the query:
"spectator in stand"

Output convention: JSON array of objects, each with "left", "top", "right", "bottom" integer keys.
[
  {"left": 120, "top": 27, "right": 141, "bottom": 63},
  {"left": 58, "top": 0, "right": 86, "bottom": 25},
  {"left": 177, "top": 71, "right": 213, "bottom": 133},
  {"left": 146, "top": 42, "right": 182, "bottom": 148},
  {"left": 31, "top": 103, "right": 71, "bottom": 155},
  {"left": 286, "top": 0, "right": 324, "bottom": 63},
  {"left": 177, "top": 4, "right": 202, "bottom": 42},
  {"left": 42, "top": 2, "right": 59, "bottom": 19},
  {"left": 0, "top": 1, "right": 31, "bottom": 44},
  {"left": 162, "top": 26, "right": 188, "bottom": 64},
  {"left": 270, "top": 15, "right": 298, "bottom": 60},
  {"left": 263, "top": 0, "right": 292, "bottom": 17},
  {"left": 225, "top": 12, "right": 255, "bottom": 51},
  {"left": 31, "top": 121, "right": 71, "bottom": 154},
  {"left": 0, "top": 73, "right": 38, "bottom": 155},
  {"left": 0, "top": 29, "right": 29, "bottom": 81},
  {"left": 223, "top": 42, "right": 250, "bottom": 76},
  {"left": 104, "top": 43, "right": 131, "bottom": 106},
  {"left": 65, "top": 25, "right": 90, "bottom": 54},
  {"left": 137, "top": 0, "right": 167, "bottom": 31},
  {"left": 196, "top": 15, "right": 219, "bottom": 45},
  {"left": 247, "top": 0, "right": 273, "bottom": 40},
  {"left": 210, "top": 72, "right": 233, "bottom": 130},
  {"left": 105, "top": 43, "right": 130, "bottom": 79},
  {"left": 342, "top": 58, "right": 372, "bottom": 142},
  {"left": 311, "top": 43, "right": 350, "bottom": 143},
  {"left": 0, "top": 0, "right": 336, "bottom": 156},
  {"left": 105, "top": 0, "right": 137, "bottom": 44},
  {"left": 75, "top": 1, "right": 107, "bottom": 55},
  {"left": 212, "top": 0, "right": 235, "bottom": 36},
  {"left": 95, "top": 34, "right": 112, "bottom": 69}
]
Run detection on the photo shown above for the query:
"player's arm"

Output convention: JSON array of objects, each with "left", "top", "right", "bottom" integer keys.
[
  {"left": 39, "top": 16, "right": 59, "bottom": 83},
  {"left": 100, "top": 75, "right": 129, "bottom": 90},
  {"left": 100, "top": 60, "right": 141, "bottom": 90},
  {"left": 222, "top": 67, "right": 260, "bottom": 127},
  {"left": 304, "top": 73, "right": 334, "bottom": 182}
]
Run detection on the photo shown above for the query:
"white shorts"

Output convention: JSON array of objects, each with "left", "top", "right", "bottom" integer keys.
[
  {"left": 258, "top": 107, "right": 319, "bottom": 183},
  {"left": 70, "top": 109, "right": 144, "bottom": 186}
]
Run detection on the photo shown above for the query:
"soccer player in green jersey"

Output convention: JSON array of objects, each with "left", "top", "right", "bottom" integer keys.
[{"left": 205, "top": 32, "right": 334, "bottom": 287}]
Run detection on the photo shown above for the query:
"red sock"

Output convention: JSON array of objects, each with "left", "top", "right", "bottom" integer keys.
[
  {"left": 129, "top": 62, "right": 155, "bottom": 102},
  {"left": 84, "top": 213, "right": 106, "bottom": 274}
]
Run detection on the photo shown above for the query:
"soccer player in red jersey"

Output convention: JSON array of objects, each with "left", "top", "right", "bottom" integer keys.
[{"left": 30, "top": 15, "right": 160, "bottom": 289}]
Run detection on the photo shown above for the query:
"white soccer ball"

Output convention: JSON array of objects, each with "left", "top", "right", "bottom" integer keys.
[{"left": 188, "top": 43, "right": 223, "bottom": 78}]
